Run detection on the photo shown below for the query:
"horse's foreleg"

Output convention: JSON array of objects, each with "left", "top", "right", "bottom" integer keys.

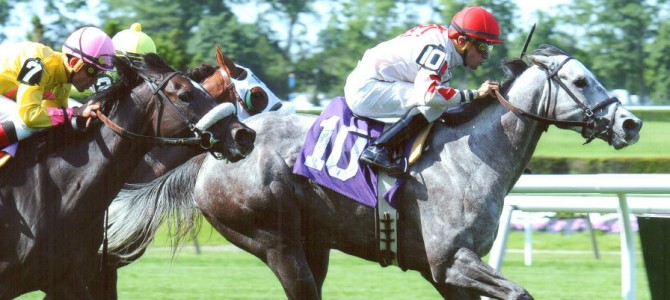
[
  {"left": 43, "top": 272, "right": 94, "bottom": 300},
  {"left": 422, "top": 271, "right": 481, "bottom": 300},
  {"left": 265, "top": 242, "right": 321, "bottom": 300},
  {"left": 86, "top": 265, "right": 118, "bottom": 300},
  {"left": 442, "top": 248, "right": 533, "bottom": 300},
  {"left": 303, "top": 236, "right": 330, "bottom": 297}
]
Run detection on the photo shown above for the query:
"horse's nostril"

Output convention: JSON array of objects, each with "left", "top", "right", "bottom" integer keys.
[
  {"left": 234, "top": 128, "right": 256, "bottom": 147},
  {"left": 623, "top": 118, "right": 642, "bottom": 132}
]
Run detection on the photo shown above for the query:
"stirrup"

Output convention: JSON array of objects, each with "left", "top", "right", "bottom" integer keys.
[{"left": 361, "top": 151, "right": 409, "bottom": 178}]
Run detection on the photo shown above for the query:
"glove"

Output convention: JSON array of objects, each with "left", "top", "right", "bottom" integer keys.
[{"left": 70, "top": 100, "right": 100, "bottom": 131}]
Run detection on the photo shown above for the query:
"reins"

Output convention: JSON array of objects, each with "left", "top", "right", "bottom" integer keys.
[
  {"left": 494, "top": 56, "right": 621, "bottom": 145},
  {"left": 95, "top": 70, "right": 222, "bottom": 150}
]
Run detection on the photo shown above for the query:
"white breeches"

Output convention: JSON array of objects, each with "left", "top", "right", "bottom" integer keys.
[{"left": 344, "top": 77, "right": 448, "bottom": 123}]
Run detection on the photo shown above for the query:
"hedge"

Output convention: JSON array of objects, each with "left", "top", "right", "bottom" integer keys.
[
  {"left": 527, "top": 157, "right": 670, "bottom": 174},
  {"left": 629, "top": 108, "right": 670, "bottom": 122}
]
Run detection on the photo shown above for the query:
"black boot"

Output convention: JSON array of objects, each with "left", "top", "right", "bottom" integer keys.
[
  {"left": 360, "top": 112, "right": 429, "bottom": 177},
  {"left": 0, "top": 121, "right": 18, "bottom": 149}
]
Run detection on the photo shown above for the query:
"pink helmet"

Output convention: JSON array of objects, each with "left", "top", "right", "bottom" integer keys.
[{"left": 62, "top": 26, "right": 116, "bottom": 71}]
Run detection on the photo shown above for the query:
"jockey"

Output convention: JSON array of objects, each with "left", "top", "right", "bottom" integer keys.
[
  {"left": 70, "top": 23, "right": 155, "bottom": 102},
  {"left": 112, "top": 22, "right": 157, "bottom": 62},
  {"left": 344, "top": 6, "right": 504, "bottom": 176},
  {"left": 0, "top": 26, "right": 113, "bottom": 156}
]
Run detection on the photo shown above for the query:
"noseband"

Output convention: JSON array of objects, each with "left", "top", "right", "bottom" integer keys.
[
  {"left": 97, "top": 70, "right": 225, "bottom": 152},
  {"left": 495, "top": 56, "right": 620, "bottom": 145}
]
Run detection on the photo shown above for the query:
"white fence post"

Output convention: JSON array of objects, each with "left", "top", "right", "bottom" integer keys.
[{"left": 488, "top": 174, "right": 670, "bottom": 300}]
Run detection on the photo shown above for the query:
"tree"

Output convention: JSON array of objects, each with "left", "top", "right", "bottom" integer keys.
[
  {"left": 262, "top": 0, "right": 315, "bottom": 60},
  {"left": 563, "top": 0, "right": 654, "bottom": 102},
  {"left": 0, "top": 0, "right": 89, "bottom": 47},
  {"left": 647, "top": 19, "right": 670, "bottom": 104},
  {"left": 101, "top": 0, "right": 239, "bottom": 70},
  {"left": 301, "top": 0, "right": 413, "bottom": 100},
  {"left": 27, "top": 16, "right": 45, "bottom": 44},
  {"left": 187, "top": 12, "right": 291, "bottom": 98}
]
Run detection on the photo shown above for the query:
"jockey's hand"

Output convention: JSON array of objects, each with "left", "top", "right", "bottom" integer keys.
[
  {"left": 73, "top": 100, "right": 101, "bottom": 128},
  {"left": 476, "top": 80, "right": 500, "bottom": 98},
  {"left": 76, "top": 100, "right": 100, "bottom": 118}
]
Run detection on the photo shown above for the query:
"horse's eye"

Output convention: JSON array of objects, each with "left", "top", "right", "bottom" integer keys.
[
  {"left": 574, "top": 77, "right": 587, "bottom": 88},
  {"left": 178, "top": 90, "right": 192, "bottom": 102}
]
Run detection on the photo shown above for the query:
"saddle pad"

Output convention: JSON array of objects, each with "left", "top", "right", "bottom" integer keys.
[{"left": 293, "top": 97, "right": 384, "bottom": 207}]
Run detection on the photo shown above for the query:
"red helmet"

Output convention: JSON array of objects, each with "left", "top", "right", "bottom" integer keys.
[{"left": 447, "top": 6, "right": 504, "bottom": 44}]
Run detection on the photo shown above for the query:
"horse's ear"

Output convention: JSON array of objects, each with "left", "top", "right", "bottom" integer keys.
[
  {"left": 215, "top": 45, "right": 243, "bottom": 78},
  {"left": 526, "top": 54, "right": 551, "bottom": 70}
]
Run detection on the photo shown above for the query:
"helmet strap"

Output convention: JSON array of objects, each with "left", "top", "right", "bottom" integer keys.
[{"left": 452, "top": 37, "right": 472, "bottom": 66}]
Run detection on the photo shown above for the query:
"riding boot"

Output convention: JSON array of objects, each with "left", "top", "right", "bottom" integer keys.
[
  {"left": 0, "top": 121, "right": 18, "bottom": 149},
  {"left": 360, "top": 112, "right": 429, "bottom": 176}
]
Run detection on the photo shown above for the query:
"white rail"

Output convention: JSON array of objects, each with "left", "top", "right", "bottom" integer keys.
[{"left": 488, "top": 174, "right": 670, "bottom": 300}]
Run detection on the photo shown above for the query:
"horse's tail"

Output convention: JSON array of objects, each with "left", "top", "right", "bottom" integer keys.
[{"left": 103, "top": 155, "right": 207, "bottom": 262}]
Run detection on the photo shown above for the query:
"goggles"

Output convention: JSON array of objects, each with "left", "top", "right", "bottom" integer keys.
[
  {"left": 63, "top": 44, "right": 115, "bottom": 70},
  {"left": 466, "top": 37, "right": 494, "bottom": 55},
  {"left": 83, "top": 63, "right": 105, "bottom": 78}
]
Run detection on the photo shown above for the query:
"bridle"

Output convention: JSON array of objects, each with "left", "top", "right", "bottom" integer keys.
[
  {"left": 494, "top": 56, "right": 620, "bottom": 145},
  {"left": 217, "top": 67, "right": 263, "bottom": 115},
  {"left": 97, "top": 69, "right": 229, "bottom": 155}
]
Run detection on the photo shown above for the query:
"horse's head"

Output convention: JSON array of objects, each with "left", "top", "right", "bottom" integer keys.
[
  {"left": 521, "top": 44, "right": 642, "bottom": 149},
  {"left": 98, "top": 54, "right": 255, "bottom": 161},
  {"left": 207, "top": 46, "right": 280, "bottom": 115}
]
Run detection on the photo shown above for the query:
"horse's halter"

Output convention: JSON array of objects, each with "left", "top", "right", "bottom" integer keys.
[
  {"left": 495, "top": 56, "right": 621, "bottom": 145},
  {"left": 97, "top": 69, "right": 225, "bottom": 152},
  {"left": 217, "top": 68, "right": 265, "bottom": 115}
]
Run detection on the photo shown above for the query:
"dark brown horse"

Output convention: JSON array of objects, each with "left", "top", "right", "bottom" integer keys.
[
  {"left": 107, "top": 45, "right": 642, "bottom": 299},
  {"left": 0, "top": 53, "right": 255, "bottom": 299},
  {"left": 86, "top": 47, "right": 276, "bottom": 299}
]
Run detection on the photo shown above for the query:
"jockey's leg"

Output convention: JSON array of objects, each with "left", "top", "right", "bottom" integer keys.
[
  {"left": 0, "top": 119, "right": 40, "bottom": 149},
  {"left": 360, "top": 110, "right": 428, "bottom": 176},
  {"left": 0, "top": 121, "right": 18, "bottom": 149}
]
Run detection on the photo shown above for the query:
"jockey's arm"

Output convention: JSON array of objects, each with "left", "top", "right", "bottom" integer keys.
[
  {"left": 17, "top": 83, "right": 76, "bottom": 128},
  {"left": 413, "top": 68, "right": 480, "bottom": 108}
]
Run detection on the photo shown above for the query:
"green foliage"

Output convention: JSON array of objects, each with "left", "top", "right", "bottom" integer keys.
[
  {"left": 27, "top": 16, "right": 45, "bottom": 43},
  {"left": 6, "top": 0, "right": 670, "bottom": 103},
  {"left": 0, "top": 0, "right": 12, "bottom": 41},
  {"left": 559, "top": 0, "right": 656, "bottom": 102},
  {"left": 187, "top": 12, "right": 291, "bottom": 98},
  {"left": 264, "top": 0, "right": 315, "bottom": 56},
  {"left": 629, "top": 108, "right": 670, "bottom": 122},
  {"left": 647, "top": 19, "right": 670, "bottom": 105},
  {"left": 528, "top": 157, "right": 670, "bottom": 174}
]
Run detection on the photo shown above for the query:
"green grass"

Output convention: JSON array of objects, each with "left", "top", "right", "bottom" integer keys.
[
  {"left": 16, "top": 231, "right": 652, "bottom": 299},
  {"left": 534, "top": 121, "right": 669, "bottom": 158}
]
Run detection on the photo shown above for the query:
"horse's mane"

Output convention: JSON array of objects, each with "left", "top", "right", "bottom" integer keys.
[
  {"left": 186, "top": 63, "right": 219, "bottom": 83},
  {"left": 530, "top": 44, "right": 568, "bottom": 57},
  {"left": 440, "top": 57, "right": 529, "bottom": 126},
  {"left": 441, "top": 44, "right": 568, "bottom": 126},
  {"left": 96, "top": 53, "right": 176, "bottom": 107}
]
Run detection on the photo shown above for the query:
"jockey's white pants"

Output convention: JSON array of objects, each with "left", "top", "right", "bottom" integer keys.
[
  {"left": 0, "top": 96, "right": 45, "bottom": 156},
  {"left": 344, "top": 76, "right": 449, "bottom": 123}
]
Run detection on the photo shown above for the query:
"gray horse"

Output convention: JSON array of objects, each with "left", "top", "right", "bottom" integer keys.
[{"left": 110, "top": 45, "right": 642, "bottom": 299}]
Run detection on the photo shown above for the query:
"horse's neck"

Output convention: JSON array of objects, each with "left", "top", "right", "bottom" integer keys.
[
  {"left": 36, "top": 106, "right": 149, "bottom": 216},
  {"left": 433, "top": 68, "right": 548, "bottom": 191}
]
